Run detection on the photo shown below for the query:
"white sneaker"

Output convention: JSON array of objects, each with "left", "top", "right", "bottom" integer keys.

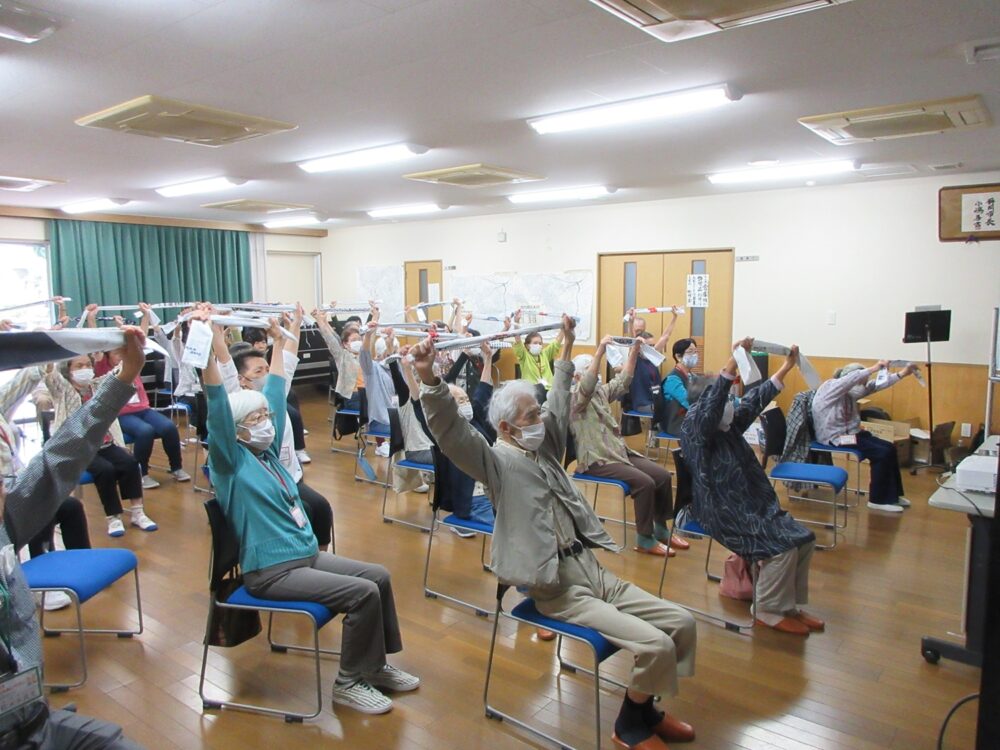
[
  {"left": 296, "top": 450, "right": 312, "bottom": 465},
  {"left": 374, "top": 443, "right": 390, "bottom": 458},
  {"left": 41, "top": 591, "right": 73, "bottom": 611},
  {"left": 413, "top": 483, "right": 430, "bottom": 494},
  {"left": 141, "top": 475, "right": 160, "bottom": 490},
  {"left": 107, "top": 516, "right": 126, "bottom": 537},
  {"left": 171, "top": 469, "right": 192, "bottom": 482},
  {"left": 867, "top": 501, "right": 904, "bottom": 514},
  {"left": 450, "top": 526, "right": 476, "bottom": 539},
  {"left": 896, "top": 497, "right": 912, "bottom": 508},
  {"left": 365, "top": 664, "right": 420, "bottom": 693},
  {"left": 303, "top": 428, "right": 310, "bottom": 436},
  {"left": 131, "top": 511, "right": 159, "bottom": 531},
  {"left": 331, "top": 679, "right": 393, "bottom": 714}
]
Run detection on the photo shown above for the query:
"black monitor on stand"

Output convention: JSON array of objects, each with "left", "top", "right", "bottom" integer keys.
[{"left": 903, "top": 310, "right": 951, "bottom": 471}]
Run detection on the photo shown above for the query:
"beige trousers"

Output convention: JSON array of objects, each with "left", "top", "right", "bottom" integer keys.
[
  {"left": 531, "top": 550, "right": 696, "bottom": 697},
  {"left": 752, "top": 540, "right": 815, "bottom": 620}
]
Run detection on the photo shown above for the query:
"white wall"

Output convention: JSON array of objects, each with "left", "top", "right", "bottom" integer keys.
[
  {"left": 0, "top": 217, "right": 46, "bottom": 243},
  {"left": 321, "top": 172, "right": 1000, "bottom": 364}
]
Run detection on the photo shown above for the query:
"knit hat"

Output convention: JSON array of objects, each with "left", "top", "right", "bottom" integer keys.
[
  {"left": 228, "top": 390, "right": 268, "bottom": 425},
  {"left": 834, "top": 362, "right": 865, "bottom": 379}
]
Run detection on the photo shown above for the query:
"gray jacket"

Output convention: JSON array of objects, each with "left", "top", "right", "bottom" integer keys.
[
  {"left": 812, "top": 368, "right": 899, "bottom": 445},
  {"left": 421, "top": 359, "right": 617, "bottom": 588},
  {"left": 318, "top": 326, "right": 360, "bottom": 401},
  {"left": 0, "top": 375, "right": 134, "bottom": 733}
]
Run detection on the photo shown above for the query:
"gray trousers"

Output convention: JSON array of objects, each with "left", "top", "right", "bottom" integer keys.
[
  {"left": 243, "top": 552, "right": 403, "bottom": 677},
  {"left": 29, "top": 708, "right": 143, "bottom": 749},
  {"left": 582, "top": 455, "right": 672, "bottom": 537},
  {"left": 752, "top": 541, "right": 815, "bottom": 618},
  {"left": 531, "top": 550, "right": 696, "bottom": 697}
]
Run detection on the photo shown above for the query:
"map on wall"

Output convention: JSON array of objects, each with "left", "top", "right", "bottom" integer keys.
[
  {"left": 356, "top": 265, "right": 404, "bottom": 320},
  {"left": 444, "top": 269, "right": 594, "bottom": 341}
]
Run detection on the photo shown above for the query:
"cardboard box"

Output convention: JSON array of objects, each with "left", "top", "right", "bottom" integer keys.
[{"left": 864, "top": 419, "right": 913, "bottom": 466}]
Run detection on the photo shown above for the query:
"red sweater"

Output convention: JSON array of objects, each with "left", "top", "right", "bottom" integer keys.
[{"left": 94, "top": 355, "right": 149, "bottom": 415}]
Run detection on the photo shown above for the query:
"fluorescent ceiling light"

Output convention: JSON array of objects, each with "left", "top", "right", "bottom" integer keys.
[
  {"left": 298, "top": 143, "right": 428, "bottom": 173},
  {"left": 707, "top": 160, "right": 856, "bottom": 185},
  {"left": 155, "top": 177, "right": 246, "bottom": 197},
  {"left": 61, "top": 198, "right": 130, "bottom": 214},
  {"left": 0, "top": 2, "right": 61, "bottom": 44},
  {"left": 507, "top": 185, "right": 614, "bottom": 204},
  {"left": 262, "top": 214, "right": 323, "bottom": 229},
  {"left": 528, "top": 84, "right": 739, "bottom": 135},
  {"left": 367, "top": 203, "right": 445, "bottom": 219}
]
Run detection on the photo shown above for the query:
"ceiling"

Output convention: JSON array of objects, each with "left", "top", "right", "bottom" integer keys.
[{"left": 1, "top": 0, "right": 999, "bottom": 227}]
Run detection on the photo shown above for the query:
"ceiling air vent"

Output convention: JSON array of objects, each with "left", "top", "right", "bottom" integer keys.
[
  {"left": 404, "top": 164, "right": 544, "bottom": 189},
  {"left": 586, "top": 0, "right": 853, "bottom": 43},
  {"left": 75, "top": 95, "right": 297, "bottom": 148},
  {"left": 0, "top": 174, "right": 65, "bottom": 192},
  {"left": 858, "top": 163, "right": 918, "bottom": 178},
  {"left": 202, "top": 199, "right": 314, "bottom": 214},
  {"left": 928, "top": 162, "right": 965, "bottom": 172},
  {"left": 799, "top": 96, "right": 991, "bottom": 145}
]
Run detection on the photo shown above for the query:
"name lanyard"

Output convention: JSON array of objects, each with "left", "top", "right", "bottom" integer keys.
[{"left": 256, "top": 456, "right": 294, "bottom": 507}]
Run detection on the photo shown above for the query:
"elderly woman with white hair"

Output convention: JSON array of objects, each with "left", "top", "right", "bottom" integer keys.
[
  {"left": 811, "top": 359, "right": 917, "bottom": 513},
  {"left": 570, "top": 336, "right": 687, "bottom": 557},
  {"left": 198, "top": 307, "right": 418, "bottom": 716},
  {"left": 415, "top": 315, "right": 697, "bottom": 750}
]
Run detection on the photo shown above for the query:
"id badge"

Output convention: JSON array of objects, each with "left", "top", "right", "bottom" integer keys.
[
  {"left": 838, "top": 434, "right": 858, "bottom": 446},
  {"left": 0, "top": 667, "right": 43, "bottom": 719},
  {"left": 280, "top": 446, "right": 292, "bottom": 464},
  {"left": 290, "top": 505, "right": 307, "bottom": 529}
]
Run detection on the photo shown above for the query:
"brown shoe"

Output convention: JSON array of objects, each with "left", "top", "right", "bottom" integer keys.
[
  {"left": 634, "top": 542, "right": 676, "bottom": 558},
  {"left": 651, "top": 713, "right": 695, "bottom": 743},
  {"left": 535, "top": 627, "right": 556, "bottom": 641},
  {"left": 612, "top": 732, "right": 670, "bottom": 750},
  {"left": 668, "top": 535, "right": 690, "bottom": 551},
  {"left": 755, "top": 617, "right": 810, "bottom": 636},
  {"left": 794, "top": 610, "right": 825, "bottom": 632}
]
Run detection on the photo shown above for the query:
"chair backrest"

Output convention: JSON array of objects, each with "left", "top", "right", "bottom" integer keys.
[
  {"left": 358, "top": 387, "right": 370, "bottom": 424},
  {"left": 387, "top": 407, "right": 406, "bottom": 455},
  {"left": 203, "top": 499, "right": 241, "bottom": 594},
  {"left": 671, "top": 447, "right": 693, "bottom": 513},
  {"left": 759, "top": 407, "right": 787, "bottom": 467}
]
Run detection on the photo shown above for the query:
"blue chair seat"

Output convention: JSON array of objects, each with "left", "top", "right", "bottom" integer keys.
[
  {"left": 396, "top": 460, "right": 434, "bottom": 472},
  {"left": 622, "top": 410, "right": 649, "bottom": 419},
  {"left": 654, "top": 431, "right": 680, "bottom": 441},
  {"left": 770, "top": 462, "right": 848, "bottom": 492},
  {"left": 442, "top": 513, "right": 494, "bottom": 535},
  {"left": 572, "top": 473, "right": 630, "bottom": 494},
  {"left": 510, "top": 599, "right": 619, "bottom": 663},
  {"left": 680, "top": 517, "right": 708, "bottom": 536},
  {"left": 366, "top": 426, "right": 390, "bottom": 439},
  {"left": 337, "top": 409, "right": 361, "bottom": 417},
  {"left": 23, "top": 549, "right": 137, "bottom": 604},
  {"left": 79, "top": 471, "right": 94, "bottom": 485},
  {"left": 224, "top": 586, "right": 334, "bottom": 628},
  {"left": 810, "top": 441, "right": 863, "bottom": 459}
]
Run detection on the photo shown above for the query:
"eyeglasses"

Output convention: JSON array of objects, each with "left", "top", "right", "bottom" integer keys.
[{"left": 240, "top": 410, "right": 273, "bottom": 427}]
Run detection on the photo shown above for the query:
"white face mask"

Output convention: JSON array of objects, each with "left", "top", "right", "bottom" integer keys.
[
  {"left": 719, "top": 401, "right": 735, "bottom": 432},
  {"left": 528, "top": 343, "right": 543, "bottom": 357},
  {"left": 513, "top": 421, "right": 545, "bottom": 451},
  {"left": 246, "top": 375, "right": 266, "bottom": 392},
  {"left": 682, "top": 353, "right": 698, "bottom": 369},
  {"left": 348, "top": 340, "right": 362, "bottom": 354},
  {"left": 239, "top": 419, "right": 275, "bottom": 451},
  {"left": 457, "top": 403, "right": 474, "bottom": 421},
  {"left": 375, "top": 338, "right": 387, "bottom": 356},
  {"left": 71, "top": 368, "right": 94, "bottom": 385}
]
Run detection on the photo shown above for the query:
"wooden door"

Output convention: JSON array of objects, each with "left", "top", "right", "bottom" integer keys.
[
  {"left": 404, "top": 260, "right": 443, "bottom": 311},
  {"left": 598, "top": 250, "right": 733, "bottom": 372},
  {"left": 662, "top": 250, "right": 734, "bottom": 373}
]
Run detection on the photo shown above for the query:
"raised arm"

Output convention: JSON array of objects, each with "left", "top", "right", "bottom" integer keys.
[
  {"left": 412, "top": 337, "right": 498, "bottom": 486},
  {"left": 4, "top": 328, "right": 143, "bottom": 549},
  {"left": 731, "top": 344, "right": 796, "bottom": 434},
  {"left": 653, "top": 309, "right": 679, "bottom": 353},
  {"left": 539, "top": 315, "right": 576, "bottom": 460}
]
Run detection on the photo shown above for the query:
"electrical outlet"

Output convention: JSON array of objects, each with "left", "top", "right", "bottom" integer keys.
[{"left": 961, "top": 422, "right": 972, "bottom": 438}]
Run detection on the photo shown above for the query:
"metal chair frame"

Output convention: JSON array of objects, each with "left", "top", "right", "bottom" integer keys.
[{"left": 423, "top": 509, "right": 493, "bottom": 617}]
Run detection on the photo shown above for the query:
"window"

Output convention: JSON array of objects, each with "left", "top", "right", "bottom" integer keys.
[
  {"left": 623, "top": 261, "right": 637, "bottom": 334},
  {"left": 0, "top": 242, "right": 52, "bottom": 330}
]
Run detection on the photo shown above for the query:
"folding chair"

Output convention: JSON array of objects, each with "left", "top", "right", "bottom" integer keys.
[
  {"left": 769, "top": 462, "right": 849, "bottom": 550},
  {"left": 25, "top": 549, "right": 143, "bottom": 691},
  {"left": 192, "top": 440, "right": 214, "bottom": 495},
  {"left": 353, "top": 391, "right": 389, "bottom": 486},
  {"left": 657, "top": 448, "right": 754, "bottom": 634},
  {"left": 484, "top": 583, "right": 627, "bottom": 750},
  {"left": 381, "top": 407, "right": 434, "bottom": 531},
  {"left": 565, "top": 433, "right": 634, "bottom": 546},
  {"left": 198, "top": 500, "right": 340, "bottom": 723},
  {"left": 329, "top": 389, "right": 360, "bottom": 456},
  {"left": 809, "top": 441, "right": 866, "bottom": 500},
  {"left": 423, "top": 448, "right": 493, "bottom": 616}
]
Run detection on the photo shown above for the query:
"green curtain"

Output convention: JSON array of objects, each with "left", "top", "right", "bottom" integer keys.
[{"left": 48, "top": 219, "right": 251, "bottom": 320}]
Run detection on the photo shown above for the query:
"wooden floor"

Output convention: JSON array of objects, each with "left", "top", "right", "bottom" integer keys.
[{"left": 32, "top": 390, "right": 982, "bottom": 750}]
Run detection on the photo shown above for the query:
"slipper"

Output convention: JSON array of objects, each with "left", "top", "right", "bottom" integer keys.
[{"left": 633, "top": 542, "right": 675, "bottom": 557}]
